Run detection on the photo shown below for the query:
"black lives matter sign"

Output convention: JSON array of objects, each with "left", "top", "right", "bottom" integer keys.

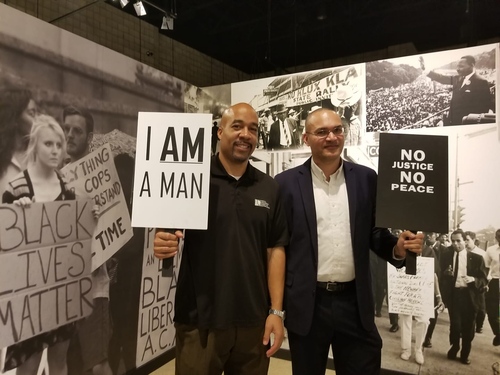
[{"left": 376, "top": 133, "right": 448, "bottom": 233}]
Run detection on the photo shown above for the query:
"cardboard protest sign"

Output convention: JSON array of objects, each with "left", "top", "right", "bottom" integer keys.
[
  {"left": 0, "top": 200, "right": 95, "bottom": 348},
  {"left": 135, "top": 228, "right": 181, "bottom": 367},
  {"left": 375, "top": 132, "right": 449, "bottom": 233},
  {"left": 387, "top": 257, "right": 434, "bottom": 317},
  {"left": 132, "top": 112, "right": 212, "bottom": 229},
  {"left": 62, "top": 144, "right": 133, "bottom": 271}
]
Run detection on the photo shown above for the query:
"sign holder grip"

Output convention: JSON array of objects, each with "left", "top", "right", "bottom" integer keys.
[
  {"left": 161, "top": 229, "right": 175, "bottom": 277},
  {"left": 405, "top": 230, "right": 418, "bottom": 275}
]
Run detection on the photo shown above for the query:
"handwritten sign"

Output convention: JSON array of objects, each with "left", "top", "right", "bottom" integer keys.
[
  {"left": 376, "top": 132, "right": 448, "bottom": 233},
  {"left": 62, "top": 144, "right": 133, "bottom": 270},
  {"left": 0, "top": 200, "right": 95, "bottom": 347},
  {"left": 135, "top": 228, "right": 181, "bottom": 366},
  {"left": 387, "top": 257, "right": 434, "bottom": 317},
  {"left": 132, "top": 112, "right": 212, "bottom": 229}
]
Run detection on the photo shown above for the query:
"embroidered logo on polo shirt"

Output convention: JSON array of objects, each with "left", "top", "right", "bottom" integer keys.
[{"left": 255, "top": 199, "right": 270, "bottom": 209}]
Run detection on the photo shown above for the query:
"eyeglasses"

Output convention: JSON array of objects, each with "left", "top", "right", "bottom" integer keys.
[{"left": 307, "top": 126, "right": 346, "bottom": 138}]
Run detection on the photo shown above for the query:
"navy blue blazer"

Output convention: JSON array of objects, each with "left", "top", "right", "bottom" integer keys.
[{"left": 275, "top": 158, "right": 402, "bottom": 335}]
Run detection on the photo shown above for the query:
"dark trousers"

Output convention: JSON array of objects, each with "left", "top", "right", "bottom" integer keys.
[
  {"left": 449, "top": 288, "right": 476, "bottom": 360},
  {"left": 174, "top": 323, "right": 269, "bottom": 375},
  {"left": 476, "top": 308, "right": 486, "bottom": 331},
  {"left": 288, "top": 286, "right": 382, "bottom": 375},
  {"left": 485, "top": 279, "right": 500, "bottom": 336},
  {"left": 425, "top": 309, "right": 439, "bottom": 341}
]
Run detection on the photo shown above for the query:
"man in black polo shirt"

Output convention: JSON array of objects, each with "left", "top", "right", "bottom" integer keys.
[{"left": 153, "top": 102, "right": 288, "bottom": 375}]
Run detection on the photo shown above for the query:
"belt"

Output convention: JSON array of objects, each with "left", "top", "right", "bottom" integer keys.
[{"left": 317, "top": 280, "right": 355, "bottom": 293}]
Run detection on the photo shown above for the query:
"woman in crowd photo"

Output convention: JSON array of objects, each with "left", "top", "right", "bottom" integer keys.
[
  {"left": 2, "top": 114, "right": 76, "bottom": 375},
  {"left": 0, "top": 86, "right": 37, "bottom": 193}
]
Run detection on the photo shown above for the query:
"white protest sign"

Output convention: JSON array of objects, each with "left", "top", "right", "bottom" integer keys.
[
  {"left": 132, "top": 112, "right": 212, "bottom": 229},
  {"left": 0, "top": 200, "right": 95, "bottom": 347},
  {"left": 135, "top": 228, "right": 181, "bottom": 366},
  {"left": 62, "top": 144, "right": 133, "bottom": 270},
  {"left": 387, "top": 257, "right": 434, "bottom": 317}
]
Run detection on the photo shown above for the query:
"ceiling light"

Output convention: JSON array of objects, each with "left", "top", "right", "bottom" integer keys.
[
  {"left": 119, "top": 0, "right": 129, "bottom": 8},
  {"left": 161, "top": 15, "right": 174, "bottom": 30},
  {"left": 134, "top": 1, "right": 146, "bottom": 16}
]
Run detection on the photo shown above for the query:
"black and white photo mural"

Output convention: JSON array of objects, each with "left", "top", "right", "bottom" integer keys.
[
  {"left": 0, "top": 4, "right": 188, "bottom": 375},
  {"left": 229, "top": 43, "right": 499, "bottom": 375},
  {"left": 1, "top": 1, "right": 499, "bottom": 374}
]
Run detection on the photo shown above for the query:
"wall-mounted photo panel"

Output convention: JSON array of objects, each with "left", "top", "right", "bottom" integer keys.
[
  {"left": 366, "top": 44, "right": 497, "bottom": 132},
  {"left": 228, "top": 43, "right": 499, "bottom": 375},
  {"left": 0, "top": 3, "right": 187, "bottom": 375}
]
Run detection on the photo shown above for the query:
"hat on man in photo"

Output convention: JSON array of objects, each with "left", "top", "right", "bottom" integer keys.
[
  {"left": 330, "top": 80, "right": 361, "bottom": 107},
  {"left": 275, "top": 104, "right": 288, "bottom": 114},
  {"left": 309, "top": 105, "right": 322, "bottom": 113}
]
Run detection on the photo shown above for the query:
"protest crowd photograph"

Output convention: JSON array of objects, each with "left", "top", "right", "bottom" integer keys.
[{"left": 366, "top": 44, "right": 496, "bottom": 132}]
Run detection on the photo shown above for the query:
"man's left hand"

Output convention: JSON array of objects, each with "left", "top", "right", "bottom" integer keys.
[
  {"left": 263, "top": 314, "right": 284, "bottom": 358},
  {"left": 394, "top": 231, "right": 424, "bottom": 258}
]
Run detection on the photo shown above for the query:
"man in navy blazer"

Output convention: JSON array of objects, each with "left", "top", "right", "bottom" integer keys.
[{"left": 274, "top": 108, "right": 423, "bottom": 375}]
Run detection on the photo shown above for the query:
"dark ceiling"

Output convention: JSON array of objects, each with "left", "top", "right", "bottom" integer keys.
[{"left": 106, "top": 0, "right": 500, "bottom": 75}]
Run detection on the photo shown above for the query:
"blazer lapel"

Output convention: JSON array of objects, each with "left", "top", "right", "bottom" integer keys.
[
  {"left": 467, "top": 253, "right": 475, "bottom": 273},
  {"left": 298, "top": 159, "right": 318, "bottom": 255},
  {"left": 343, "top": 161, "right": 358, "bottom": 241}
]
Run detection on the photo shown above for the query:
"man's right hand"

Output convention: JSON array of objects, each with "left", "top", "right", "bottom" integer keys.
[{"left": 154, "top": 229, "right": 183, "bottom": 259}]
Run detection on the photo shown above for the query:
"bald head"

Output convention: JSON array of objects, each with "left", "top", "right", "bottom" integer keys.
[
  {"left": 305, "top": 108, "right": 342, "bottom": 133},
  {"left": 220, "top": 103, "right": 258, "bottom": 129},
  {"left": 217, "top": 102, "right": 258, "bottom": 174}
]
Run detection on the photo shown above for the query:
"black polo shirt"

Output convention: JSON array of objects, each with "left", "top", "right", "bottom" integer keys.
[{"left": 174, "top": 155, "right": 288, "bottom": 329}]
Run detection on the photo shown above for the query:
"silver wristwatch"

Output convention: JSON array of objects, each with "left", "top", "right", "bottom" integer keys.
[{"left": 269, "top": 309, "right": 286, "bottom": 320}]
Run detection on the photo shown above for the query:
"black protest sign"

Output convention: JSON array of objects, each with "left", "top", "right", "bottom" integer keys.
[{"left": 376, "top": 132, "right": 448, "bottom": 233}]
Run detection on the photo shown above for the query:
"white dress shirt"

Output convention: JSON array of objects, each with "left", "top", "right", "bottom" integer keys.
[
  {"left": 454, "top": 249, "right": 469, "bottom": 288},
  {"left": 485, "top": 243, "right": 500, "bottom": 279},
  {"left": 311, "top": 159, "right": 355, "bottom": 282}
]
